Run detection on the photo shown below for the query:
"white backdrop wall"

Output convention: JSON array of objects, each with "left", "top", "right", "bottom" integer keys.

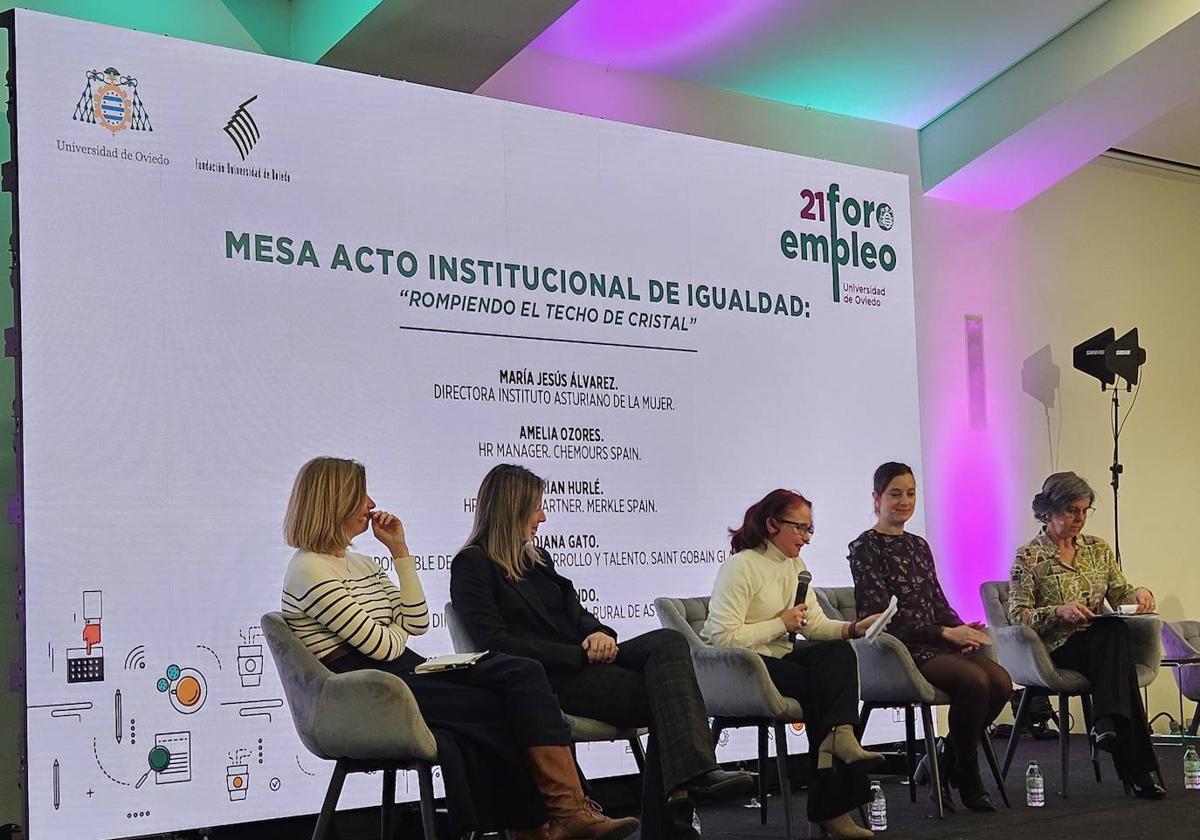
[{"left": 14, "top": 11, "right": 922, "bottom": 839}]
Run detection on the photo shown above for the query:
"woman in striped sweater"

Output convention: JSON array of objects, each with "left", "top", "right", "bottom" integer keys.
[{"left": 282, "top": 456, "right": 637, "bottom": 840}]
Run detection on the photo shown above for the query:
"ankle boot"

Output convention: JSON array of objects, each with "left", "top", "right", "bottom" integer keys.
[
  {"left": 524, "top": 746, "right": 640, "bottom": 840},
  {"left": 814, "top": 811, "right": 874, "bottom": 839},
  {"left": 948, "top": 747, "right": 995, "bottom": 813},
  {"left": 818, "top": 725, "right": 886, "bottom": 770}
]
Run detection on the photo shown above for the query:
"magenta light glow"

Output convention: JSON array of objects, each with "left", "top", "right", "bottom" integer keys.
[{"left": 532, "top": 0, "right": 790, "bottom": 74}]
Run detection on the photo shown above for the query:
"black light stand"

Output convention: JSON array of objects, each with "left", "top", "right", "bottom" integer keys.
[
  {"left": 1072, "top": 327, "right": 1146, "bottom": 569},
  {"left": 1107, "top": 383, "right": 1124, "bottom": 567}
]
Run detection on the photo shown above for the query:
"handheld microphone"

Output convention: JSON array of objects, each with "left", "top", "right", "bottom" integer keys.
[
  {"left": 794, "top": 570, "right": 812, "bottom": 606},
  {"left": 789, "top": 570, "right": 813, "bottom": 644}
]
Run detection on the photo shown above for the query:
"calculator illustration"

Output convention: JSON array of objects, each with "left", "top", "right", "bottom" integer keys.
[{"left": 66, "top": 647, "right": 105, "bottom": 683}]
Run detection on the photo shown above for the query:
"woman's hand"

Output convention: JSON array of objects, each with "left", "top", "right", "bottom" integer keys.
[
  {"left": 1131, "top": 588, "right": 1156, "bottom": 613},
  {"left": 776, "top": 604, "right": 808, "bottom": 632},
  {"left": 942, "top": 623, "right": 992, "bottom": 652},
  {"left": 582, "top": 631, "right": 618, "bottom": 664},
  {"left": 370, "top": 510, "right": 410, "bottom": 558},
  {"left": 1054, "top": 602, "right": 1095, "bottom": 624},
  {"left": 850, "top": 612, "right": 884, "bottom": 639}
]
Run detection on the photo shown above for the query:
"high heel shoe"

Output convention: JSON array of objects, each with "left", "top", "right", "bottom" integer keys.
[
  {"left": 817, "top": 725, "right": 886, "bottom": 770},
  {"left": 949, "top": 751, "right": 996, "bottom": 813},
  {"left": 811, "top": 812, "right": 874, "bottom": 839},
  {"left": 913, "top": 738, "right": 955, "bottom": 812}
]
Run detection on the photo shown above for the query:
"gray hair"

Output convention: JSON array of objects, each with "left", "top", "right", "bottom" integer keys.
[{"left": 1031, "top": 471, "right": 1095, "bottom": 523}]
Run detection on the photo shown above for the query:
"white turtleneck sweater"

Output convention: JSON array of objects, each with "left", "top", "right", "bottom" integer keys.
[{"left": 702, "top": 541, "right": 848, "bottom": 657}]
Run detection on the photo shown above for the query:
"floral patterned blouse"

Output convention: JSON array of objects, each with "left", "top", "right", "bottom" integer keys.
[
  {"left": 848, "top": 529, "right": 963, "bottom": 665},
  {"left": 1008, "top": 530, "right": 1137, "bottom": 653}
]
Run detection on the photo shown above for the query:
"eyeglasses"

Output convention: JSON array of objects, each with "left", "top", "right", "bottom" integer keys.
[
  {"left": 1057, "top": 506, "right": 1095, "bottom": 520},
  {"left": 775, "top": 518, "right": 815, "bottom": 536}
]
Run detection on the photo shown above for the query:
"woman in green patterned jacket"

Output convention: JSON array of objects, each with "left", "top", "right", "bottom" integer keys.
[{"left": 1009, "top": 471, "right": 1163, "bottom": 799}]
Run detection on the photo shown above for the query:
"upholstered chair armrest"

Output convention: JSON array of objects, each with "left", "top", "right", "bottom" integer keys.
[
  {"left": 691, "top": 645, "right": 793, "bottom": 719},
  {"left": 315, "top": 669, "right": 438, "bottom": 762},
  {"left": 991, "top": 624, "right": 1070, "bottom": 690},
  {"left": 853, "top": 633, "right": 939, "bottom": 705}
]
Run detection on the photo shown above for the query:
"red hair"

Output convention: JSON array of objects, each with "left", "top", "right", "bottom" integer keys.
[{"left": 729, "top": 489, "right": 812, "bottom": 553}]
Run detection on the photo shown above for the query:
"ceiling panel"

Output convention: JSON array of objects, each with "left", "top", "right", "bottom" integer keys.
[{"left": 530, "top": 0, "right": 1109, "bottom": 127}]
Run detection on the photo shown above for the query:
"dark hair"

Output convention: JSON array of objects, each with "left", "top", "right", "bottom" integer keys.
[
  {"left": 873, "top": 461, "right": 914, "bottom": 495},
  {"left": 730, "top": 489, "right": 812, "bottom": 553},
  {"left": 1031, "top": 471, "right": 1095, "bottom": 523}
]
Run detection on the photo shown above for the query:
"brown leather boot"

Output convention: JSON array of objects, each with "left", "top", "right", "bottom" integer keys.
[{"left": 524, "top": 746, "right": 640, "bottom": 840}]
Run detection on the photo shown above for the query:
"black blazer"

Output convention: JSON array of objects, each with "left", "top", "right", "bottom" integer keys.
[{"left": 450, "top": 544, "right": 616, "bottom": 675}]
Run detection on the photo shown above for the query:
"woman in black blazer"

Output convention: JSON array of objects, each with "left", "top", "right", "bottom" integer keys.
[{"left": 451, "top": 464, "right": 753, "bottom": 840}]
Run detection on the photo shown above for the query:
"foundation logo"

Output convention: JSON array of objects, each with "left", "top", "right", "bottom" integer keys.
[
  {"left": 223, "top": 95, "right": 260, "bottom": 160},
  {"left": 72, "top": 67, "right": 153, "bottom": 134},
  {"left": 778, "top": 182, "right": 899, "bottom": 307}
]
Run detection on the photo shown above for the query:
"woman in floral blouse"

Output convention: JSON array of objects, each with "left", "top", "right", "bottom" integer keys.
[
  {"left": 1009, "top": 471, "right": 1163, "bottom": 799},
  {"left": 848, "top": 462, "right": 1011, "bottom": 813}
]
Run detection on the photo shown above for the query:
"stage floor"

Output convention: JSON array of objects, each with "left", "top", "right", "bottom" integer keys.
[{"left": 212, "top": 733, "right": 1193, "bottom": 840}]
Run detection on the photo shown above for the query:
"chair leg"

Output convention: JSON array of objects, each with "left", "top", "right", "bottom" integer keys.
[
  {"left": 773, "top": 722, "right": 795, "bottom": 840},
  {"left": 312, "top": 759, "right": 348, "bottom": 840},
  {"left": 856, "top": 702, "right": 874, "bottom": 740},
  {"left": 628, "top": 736, "right": 647, "bottom": 773},
  {"left": 1002, "top": 687, "right": 1034, "bottom": 780},
  {"left": 1058, "top": 693, "right": 1070, "bottom": 798},
  {"left": 920, "top": 705, "right": 944, "bottom": 819},
  {"left": 979, "top": 733, "right": 1010, "bottom": 808},
  {"left": 711, "top": 719, "right": 725, "bottom": 749},
  {"left": 904, "top": 705, "right": 917, "bottom": 803},
  {"left": 758, "top": 724, "right": 769, "bottom": 826},
  {"left": 417, "top": 762, "right": 438, "bottom": 840},
  {"left": 381, "top": 769, "right": 396, "bottom": 840},
  {"left": 1080, "top": 694, "right": 1101, "bottom": 783}
]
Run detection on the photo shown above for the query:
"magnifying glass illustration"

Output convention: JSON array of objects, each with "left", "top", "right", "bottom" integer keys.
[{"left": 135, "top": 745, "right": 171, "bottom": 789}]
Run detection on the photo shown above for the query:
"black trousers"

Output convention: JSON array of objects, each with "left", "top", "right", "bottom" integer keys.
[
  {"left": 760, "top": 640, "right": 871, "bottom": 822},
  {"left": 550, "top": 628, "right": 718, "bottom": 840},
  {"left": 330, "top": 648, "right": 571, "bottom": 835},
  {"left": 1050, "top": 619, "right": 1158, "bottom": 778}
]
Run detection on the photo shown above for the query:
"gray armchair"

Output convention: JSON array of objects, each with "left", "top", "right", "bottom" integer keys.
[
  {"left": 442, "top": 602, "right": 647, "bottom": 770},
  {"left": 655, "top": 596, "right": 805, "bottom": 840},
  {"left": 814, "top": 586, "right": 1009, "bottom": 817},
  {"left": 979, "top": 580, "right": 1161, "bottom": 797},
  {"left": 261, "top": 612, "right": 439, "bottom": 840},
  {"left": 1161, "top": 620, "right": 1200, "bottom": 735}
]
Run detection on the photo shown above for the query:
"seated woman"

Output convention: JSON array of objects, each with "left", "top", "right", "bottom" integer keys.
[
  {"left": 281, "top": 457, "right": 639, "bottom": 840},
  {"left": 450, "top": 464, "right": 754, "bottom": 840},
  {"left": 847, "top": 462, "right": 1012, "bottom": 812},
  {"left": 1009, "top": 471, "right": 1163, "bottom": 799},
  {"left": 704, "top": 489, "right": 883, "bottom": 840}
]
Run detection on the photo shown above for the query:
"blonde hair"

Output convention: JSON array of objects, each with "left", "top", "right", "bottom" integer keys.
[
  {"left": 284, "top": 457, "right": 367, "bottom": 555},
  {"left": 465, "top": 464, "right": 545, "bottom": 581}
]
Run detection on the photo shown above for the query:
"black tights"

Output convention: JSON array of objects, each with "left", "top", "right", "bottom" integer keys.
[{"left": 919, "top": 653, "right": 1012, "bottom": 764}]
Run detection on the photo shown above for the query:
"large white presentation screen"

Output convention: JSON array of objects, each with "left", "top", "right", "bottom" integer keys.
[{"left": 14, "top": 10, "right": 923, "bottom": 840}]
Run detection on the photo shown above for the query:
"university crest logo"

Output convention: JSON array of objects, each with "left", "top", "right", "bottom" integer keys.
[{"left": 72, "top": 67, "right": 153, "bottom": 134}]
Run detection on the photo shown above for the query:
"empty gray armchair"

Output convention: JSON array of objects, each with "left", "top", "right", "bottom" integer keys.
[
  {"left": 979, "top": 580, "right": 1161, "bottom": 797},
  {"left": 1161, "top": 620, "right": 1200, "bottom": 735},
  {"left": 814, "top": 586, "right": 1008, "bottom": 817},
  {"left": 442, "top": 602, "right": 647, "bottom": 769},
  {"left": 261, "top": 612, "right": 439, "bottom": 840},
  {"left": 655, "top": 595, "right": 805, "bottom": 840}
]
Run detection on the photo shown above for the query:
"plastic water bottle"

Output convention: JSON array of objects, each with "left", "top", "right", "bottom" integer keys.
[
  {"left": 1184, "top": 746, "right": 1200, "bottom": 790},
  {"left": 1025, "top": 761, "right": 1044, "bottom": 807},
  {"left": 869, "top": 780, "right": 887, "bottom": 831}
]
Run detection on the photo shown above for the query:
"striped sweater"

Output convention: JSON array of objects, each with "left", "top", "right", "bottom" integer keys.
[{"left": 282, "top": 549, "right": 430, "bottom": 661}]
